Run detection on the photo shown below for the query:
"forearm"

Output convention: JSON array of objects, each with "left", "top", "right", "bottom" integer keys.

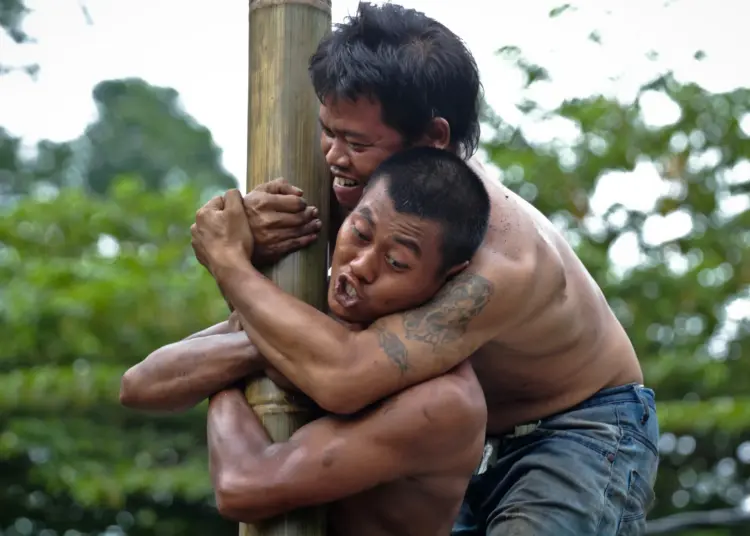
[
  {"left": 120, "top": 332, "right": 263, "bottom": 412},
  {"left": 216, "top": 261, "right": 353, "bottom": 409},
  {"left": 208, "top": 389, "right": 272, "bottom": 469},
  {"left": 183, "top": 320, "right": 233, "bottom": 341},
  {"left": 208, "top": 389, "right": 283, "bottom": 522}
]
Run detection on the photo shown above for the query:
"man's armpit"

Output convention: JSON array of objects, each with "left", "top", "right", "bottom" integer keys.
[{"left": 371, "top": 272, "right": 494, "bottom": 373}]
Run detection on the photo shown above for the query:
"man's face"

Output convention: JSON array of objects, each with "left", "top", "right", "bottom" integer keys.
[
  {"left": 319, "top": 96, "right": 406, "bottom": 210},
  {"left": 327, "top": 180, "right": 452, "bottom": 325}
]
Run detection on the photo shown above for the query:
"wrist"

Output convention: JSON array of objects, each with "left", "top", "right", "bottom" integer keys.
[{"left": 211, "top": 251, "right": 256, "bottom": 286}]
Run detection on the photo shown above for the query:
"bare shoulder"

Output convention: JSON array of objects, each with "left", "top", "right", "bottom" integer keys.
[{"left": 464, "top": 171, "right": 568, "bottom": 322}]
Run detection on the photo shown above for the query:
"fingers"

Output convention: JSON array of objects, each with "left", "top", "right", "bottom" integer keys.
[
  {"left": 245, "top": 191, "right": 308, "bottom": 214},
  {"left": 196, "top": 195, "right": 224, "bottom": 223},
  {"left": 203, "top": 195, "right": 224, "bottom": 211},
  {"left": 264, "top": 206, "right": 320, "bottom": 230},
  {"left": 224, "top": 189, "right": 244, "bottom": 214},
  {"left": 266, "top": 234, "right": 318, "bottom": 257},
  {"left": 259, "top": 217, "right": 321, "bottom": 243},
  {"left": 259, "top": 177, "right": 304, "bottom": 196}
]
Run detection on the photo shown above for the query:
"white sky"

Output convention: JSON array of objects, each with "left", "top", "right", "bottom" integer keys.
[
  {"left": 2, "top": 0, "right": 748, "bottom": 178},
  {"left": 0, "top": 0, "right": 748, "bottom": 282}
]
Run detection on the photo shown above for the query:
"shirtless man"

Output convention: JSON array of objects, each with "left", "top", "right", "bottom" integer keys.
[
  {"left": 153, "top": 148, "right": 491, "bottom": 534},
  {"left": 123, "top": 3, "right": 659, "bottom": 535}
]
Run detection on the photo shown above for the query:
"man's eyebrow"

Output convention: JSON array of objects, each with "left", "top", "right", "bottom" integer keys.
[
  {"left": 318, "top": 117, "right": 370, "bottom": 141},
  {"left": 357, "top": 206, "right": 375, "bottom": 227},
  {"left": 394, "top": 236, "right": 422, "bottom": 258}
]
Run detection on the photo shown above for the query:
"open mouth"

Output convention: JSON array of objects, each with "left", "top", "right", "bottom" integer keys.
[
  {"left": 332, "top": 175, "right": 366, "bottom": 208},
  {"left": 334, "top": 273, "right": 360, "bottom": 308},
  {"left": 333, "top": 176, "right": 360, "bottom": 188}
]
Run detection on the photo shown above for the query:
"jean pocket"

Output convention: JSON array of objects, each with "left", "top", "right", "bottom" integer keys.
[
  {"left": 617, "top": 469, "right": 655, "bottom": 534},
  {"left": 538, "top": 408, "right": 621, "bottom": 458}
]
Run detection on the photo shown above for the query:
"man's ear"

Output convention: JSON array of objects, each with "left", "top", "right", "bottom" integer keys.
[
  {"left": 418, "top": 117, "right": 451, "bottom": 150},
  {"left": 444, "top": 260, "right": 470, "bottom": 280}
]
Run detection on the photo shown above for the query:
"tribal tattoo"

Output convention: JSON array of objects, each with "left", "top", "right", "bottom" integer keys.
[
  {"left": 373, "top": 322, "right": 408, "bottom": 373},
  {"left": 374, "top": 272, "right": 495, "bottom": 372}
]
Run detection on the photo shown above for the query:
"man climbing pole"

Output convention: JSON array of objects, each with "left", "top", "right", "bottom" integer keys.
[{"left": 123, "top": 3, "right": 660, "bottom": 535}]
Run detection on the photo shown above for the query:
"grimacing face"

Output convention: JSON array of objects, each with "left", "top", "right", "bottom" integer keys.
[
  {"left": 319, "top": 95, "right": 452, "bottom": 211},
  {"left": 327, "top": 180, "right": 468, "bottom": 325},
  {"left": 320, "top": 96, "right": 405, "bottom": 211}
]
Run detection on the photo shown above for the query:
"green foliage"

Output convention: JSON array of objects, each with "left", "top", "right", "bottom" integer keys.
[
  {"left": 81, "top": 79, "right": 237, "bottom": 195},
  {"left": 483, "top": 48, "right": 750, "bottom": 525},
  {"left": 2, "top": 2, "right": 748, "bottom": 534},
  {"left": 0, "top": 0, "right": 29, "bottom": 43},
  {"left": 0, "top": 0, "right": 39, "bottom": 77},
  {"left": 0, "top": 179, "right": 230, "bottom": 534}
]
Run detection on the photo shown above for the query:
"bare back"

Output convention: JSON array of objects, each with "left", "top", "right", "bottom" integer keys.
[{"left": 467, "top": 159, "right": 643, "bottom": 434}]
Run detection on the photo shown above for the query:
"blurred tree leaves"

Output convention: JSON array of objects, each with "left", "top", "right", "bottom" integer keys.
[
  {"left": 2, "top": 78, "right": 237, "bottom": 198},
  {"left": 484, "top": 46, "right": 750, "bottom": 525},
  {"left": 81, "top": 79, "right": 237, "bottom": 195},
  {"left": 1, "top": 1, "right": 749, "bottom": 534},
  {"left": 0, "top": 0, "right": 38, "bottom": 77},
  {"left": 0, "top": 179, "right": 231, "bottom": 535},
  {"left": 0, "top": 0, "right": 29, "bottom": 43}
]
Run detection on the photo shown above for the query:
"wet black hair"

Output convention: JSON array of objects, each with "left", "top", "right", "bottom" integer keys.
[
  {"left": 365, "top": 147, "right": 490, "bottom": 273},
  {"left": 309, "top": 2, "right": 482, "bottom": 157}
]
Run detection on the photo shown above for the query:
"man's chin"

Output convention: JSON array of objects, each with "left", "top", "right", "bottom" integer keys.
[{"left": 327, "top": 300, "right": 372, "bottom": 330}]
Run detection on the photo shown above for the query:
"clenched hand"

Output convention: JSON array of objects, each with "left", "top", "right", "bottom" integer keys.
[
  {"left": 191, "top": 189, "right": 254, "bottom": 274},
  {"left": 244, "top": 178, "right": 322, "bottom": 267}
]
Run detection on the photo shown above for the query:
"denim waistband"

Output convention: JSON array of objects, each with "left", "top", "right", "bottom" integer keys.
[
  {"left": 569, "top": 382, "right": 655, "bottom": 411},
  {"left": 489, "top": 383, "right": 655, "bottom": 441},
  {"left": 476, "top": 383, "right": 656, "bottom": 475}
]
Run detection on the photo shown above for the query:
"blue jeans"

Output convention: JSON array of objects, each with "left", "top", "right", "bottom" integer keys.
[{"left": 452, "top": 383, "right": 659, "bottom": 536}]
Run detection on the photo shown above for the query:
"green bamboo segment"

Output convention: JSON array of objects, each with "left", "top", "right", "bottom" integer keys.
[{"left": 242, "top": 0, "right": 332, "bottom": 535}]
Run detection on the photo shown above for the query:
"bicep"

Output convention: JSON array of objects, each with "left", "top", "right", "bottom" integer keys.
[
  {"left": 255, "top": 413, "right": 408, "bottom": 506},
  {"left": 342, "top": 271, "right": 499, "bottom": 408},
  {"left": 264, "top": 375, "right": 483, "bottom": 506},
  {"left": 226, "top": 379, "right": 481, "bottom": 520}
]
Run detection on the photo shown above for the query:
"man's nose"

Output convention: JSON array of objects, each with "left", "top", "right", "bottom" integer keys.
[
  {"left": 349, "top": 248, "right": 377, "bottom": 284},
  {"left": 325, "top": 139, "right": 350, "bottom": 168}
]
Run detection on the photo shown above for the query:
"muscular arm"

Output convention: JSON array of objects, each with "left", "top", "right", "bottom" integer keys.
[
  {"left": 214, "top": 252, "right": 528, "bottom": 414},
  {"left": 208, "top": 368, "right": 485, "bottom": 523},
  {"left": 119, "top": 320, "right": 263, "bottom": 412},
  {"left": 183, "top": 320, "right": 234, "bottom": 340}
]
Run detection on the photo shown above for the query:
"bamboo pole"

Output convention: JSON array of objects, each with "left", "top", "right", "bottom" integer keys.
[{"left": 240, "top": 1, "right": 331, "bottom": 535}]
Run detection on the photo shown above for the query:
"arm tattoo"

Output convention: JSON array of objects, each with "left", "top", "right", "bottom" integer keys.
[
  {"left": 371, "top": 272, "right": 493, "bottom": 373},
  {"left": 373, "top": 322, "right": 409, "bottom": 374},
  {"left": 403, "top": 272, "right": 494, "bottom": 348}
]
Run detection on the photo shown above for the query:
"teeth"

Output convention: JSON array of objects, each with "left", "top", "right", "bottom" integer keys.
[
  {"left": 345, "top": 281, "right": 357, "bottom": 298},
  {"left": 334, "top": 177, "right": 358, "bottom": 188}
]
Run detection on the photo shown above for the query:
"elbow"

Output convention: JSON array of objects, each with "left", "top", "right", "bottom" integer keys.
[
  {"left": 214, "top": 471, "right": 280, "bottom": 523},
  {"left": 120, "top": 364, "right": 183, "bottom": 412},
  {"left": 215, "top": 493, "right": 265, "bottom": 523},
  {"left": 119, "top": 367, "right": 142, "bottom": 408},
  {"left": 310, "top": 339, "right": 380, "bottom": 415},
  {"left": 312, "top": 380, "right": 371, "bottom": 416}
]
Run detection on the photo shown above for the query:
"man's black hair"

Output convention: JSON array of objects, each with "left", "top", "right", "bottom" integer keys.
[
  {"left": 365, "top": 147, "right": 490, "bottom": 274},
  {"left": 309, "top": 2, "right": 482, "bottom": 157}
]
